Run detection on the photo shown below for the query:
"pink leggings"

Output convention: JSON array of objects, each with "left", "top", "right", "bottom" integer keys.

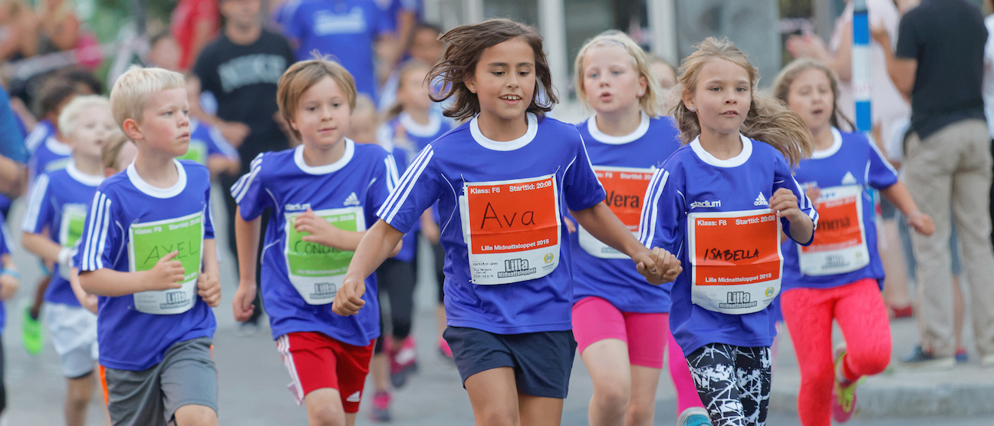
[{"left": 781, "top": 278, "right": 892, "bottom": 426}]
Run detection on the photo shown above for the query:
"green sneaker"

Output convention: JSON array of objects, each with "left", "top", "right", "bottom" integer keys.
[
  {"left": 832, "top": 346, "right": 862, "bottom": 422},
  {"left": 22, "top": 305, "right": 43, "bottom": 355}
]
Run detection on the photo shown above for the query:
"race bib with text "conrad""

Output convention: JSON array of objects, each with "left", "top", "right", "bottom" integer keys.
[
  {"left": 688, "top": 209, "right": 782, "bottom": 315},
  {"left": 579, "top": 166, "right": 654, "bottom": 259},
  {"left": 460, "top": 174, "right": 561, "bottom": 285},
  {"left": 284, "top": 207, "right": 365, "bottom": 305},
  {"left": 798, "top": 185, "right": 868, "bottom": 276}
]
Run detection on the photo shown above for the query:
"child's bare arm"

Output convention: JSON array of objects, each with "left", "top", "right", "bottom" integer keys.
[
  {"left": 79, "top": 252, "right": 184, "bottom": 297},
  {"left": 0, "top": 254, "right": 19, "bottom": 301},
  {"left": 570, "top": 203, "right": 679, "bottom": 284},
  {"left": 294, "top": 208, "right": 402, "bottom": 255},
  {"left": 233, "top": 210, "right": 260, "bottom": 321},
  {"left": 881, "top": 182, "right": 934, "bottom": 236},
  {"left": 21, "top": 231, "right": 62, "bottom": 264},
  {"left": 333, "top": 220, "right": 405, "bottom": 316},
  {"left": 198, "top": 239, "right": 221, "bottom": 307}
]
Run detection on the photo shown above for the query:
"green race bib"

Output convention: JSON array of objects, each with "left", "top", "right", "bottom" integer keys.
[
  {"left": 57, "top": 205, "right": 89, "bottom": 280},
  {"left": 177, "top": 140, "right": 208, "bottom": 165},
  {"left": 128, "top": 211, "right": 204, "bottom": 314},
  {"left": 284, "top": 207, "right": 365, "bottom": 304}
]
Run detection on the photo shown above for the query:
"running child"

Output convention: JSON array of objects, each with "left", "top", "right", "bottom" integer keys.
[
  {"left": 569, "top": 30, "right": 710, "bottom": 426},
  {"left": 640, "top": 37, "right": 817, "bottom": 425},
  {"left": 76, "top": 66, "right": 222, "bottom": 426},
  {"left": 230, "top": 58, "right": 397, "bottom": 426},
  {"left": 21, "top": 95, "right": 115, "bottom": 426},
  {"left": 333, "top": 19, "right": 678, "bottom": 426},
  {"left": 772, "top": 58, "right": 933, "bottom": 425}
]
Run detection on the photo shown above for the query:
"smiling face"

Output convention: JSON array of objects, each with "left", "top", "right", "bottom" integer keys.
[
  {"left": 290, "top": 76, "right": 352, "bottom": 149},
  {"left": 135, "top": 88, "right": 191, "bottom": 157},
  {"left": 465, "top": 37, "right": 536, "bottom": 126},
  {"left": 786, "top": 67, "right": 835, "bottom": 132},
  {"left": 71, "top": 105, "right": 117, "bottom": 161},
  {"left": 581, "top": 44, "right": 647, "bottom": 116},
  {"left": 683, "top": 58, "right": 752, "bottom": 137}
]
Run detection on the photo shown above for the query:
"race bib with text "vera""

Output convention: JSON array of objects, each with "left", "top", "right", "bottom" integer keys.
[
  {"left": 799, "top": 185, "right": 868, "bottom": 276},
  {"left": 128, "top": 212, "right": 204, "bottom": 315},
  {"left": 284, "top": 207, "right": 364, "bottom": 305},
  {"left": 460, "top": 174, "right": 561, "bottom": 285},
  {"left": 579, "top": 166, "right": 654, "bottom": 259}
]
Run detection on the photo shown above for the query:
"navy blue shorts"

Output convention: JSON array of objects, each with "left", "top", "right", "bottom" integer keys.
[{"left": 443, "top": 326, "right": 576, "bottom": 399}]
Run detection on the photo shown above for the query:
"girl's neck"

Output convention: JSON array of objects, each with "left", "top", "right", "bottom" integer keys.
[
  {"left": 594, "top": 103, "right": 642, "bottom": 137},
  {"left": 72, "top": 153, "right": 104, "bottom": 176},
  {"left": 134, "top": 150, "right": 179, "bottom": 189},
  {"left": 403, "top": 106, "right": 431, "bottom": 126},
  {"left": 698, "top": 127, "right": 743, "bottom": 160},
  {"left": 477, "top": 111, "right": 528, "bottom": 142},
  {"left": 302, "top": 138, "right": 347, "bottom": 167},
  {"left": 810, "top": 124, "right": 834, "bottom": 151}
]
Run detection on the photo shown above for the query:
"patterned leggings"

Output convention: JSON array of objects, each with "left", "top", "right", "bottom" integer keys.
[{"left": 686, "top": 343, "right": 772, "bottom": 426}]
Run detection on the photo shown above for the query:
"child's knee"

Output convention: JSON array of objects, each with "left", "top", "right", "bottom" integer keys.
[
  {"left": 849, "top": 346, "right": 891, "bottom": 376},
  {"left": 173, "top": 404, "right": 217, "bottom": 426}
]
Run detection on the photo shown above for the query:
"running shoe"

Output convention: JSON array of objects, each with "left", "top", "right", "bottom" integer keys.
[
  {"left": 902, "top": 344, "right": 955, "bottom": 369},
  {"left": 676, "top": 407, "right": 712, "bottom": 426},
  {"left": 21, "top": 305, "right": 42, "bottom": 355},
  {"left": 390, "top": 337, "right": 418, "bottom": 389},
  {"left": 832, "top": 346, "right": 859, "bottom": 422},
  {"left": 370, "top": 390, "right": 392, "bottom": 422},
  {"left": 438, "top": 336, "right": 453, "bottom": 360}
]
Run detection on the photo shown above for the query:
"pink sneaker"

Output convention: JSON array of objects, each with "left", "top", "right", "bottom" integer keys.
[
  {"left": 370, "top": 390, "right": 391, "bottom": 422},
  {"left": 831, "top": 346, "right": 859, "bottom": 423},
  {"left": 390, "top": 337, "right": 418, "bottom": 388},
  {"left": 438, "top": 336, "right": 453, "bottom": 360}
]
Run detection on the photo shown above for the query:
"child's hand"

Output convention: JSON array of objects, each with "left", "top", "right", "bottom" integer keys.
[
  {"left": 0, "top": 273, "right": 18, "bottom": 301},
  {"left": 294, "top": 209, "right": 339, "bottom": 247},
  {"left": 333, "top": 277, "right": 366, "bottom": 316},
  {"left": 769, "top": 188, "right": 805, "bottom": 223},
  {"left": 636, "top": 247, "right": 681, "bottom": 285},
  {"left": 144, "top": 251, "right": 185, "bottom": 291},
  {"left": 233, "top": 281, "right": 257, "bottom": 322},
  {"left": 197, "top": 272, "right": 222, "bottom": 307},
  {"left": 563, "top": 216, "right": 576, "bottom": 234},
  {"left": 907, "top": 211, "right": 935, "bottom": 236}
]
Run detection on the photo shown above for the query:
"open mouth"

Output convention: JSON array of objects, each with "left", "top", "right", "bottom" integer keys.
[
  {"left": 500, "top": 94, "right": 522, "bottom": 102},
  {"left": 721, "top": 110, "right": 740, "bottom": 117}
]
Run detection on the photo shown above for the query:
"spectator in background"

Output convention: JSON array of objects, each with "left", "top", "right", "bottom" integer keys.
[
  {"left": 145, "top": 31, "right": 182, "bottom": 71},
  {"left": 875, "top": 0, "right": 994, "bottom": 368},
  {"left": 170, "top": 0, "right": 220, "bottom": 71},
  {"left": 278, "top": 0, "right": 393, "bottom": 98},
  {"left": 378, "top": 23, "right": 443, "bottom": 111},
  {"left": 0, "top": 85, "right": 26, "bottom": 202},
  {"left": 646, "top": 54, "right": 678, "bottom": 113},
  {"left": 984, "top": 0, "right": 994, "bottom": 243},
  {"left": 193, "top": 0, "right": 295, "bottom": 332},
  {"left": 377, "top": 0, "right": 424, "bottom": 78},
  {"left": 35, "top": 0, "right": 78, "bottom": 55},
  {"left": 0, "top": 0, "right": 39, "bottom": 61}
]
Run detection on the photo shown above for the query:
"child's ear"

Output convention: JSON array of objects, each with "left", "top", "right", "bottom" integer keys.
[
  {"left": 681, "top": 91, "right": 695, "bottom": 112},
  {"left": 638, "top": 75, "right": 648, "bottom": 98},
  {"left": 121, "top": 118, "right": 143, "bottom": 142},
  {"left": 464, "top": 76, "right": 478, "bottom": 94}
]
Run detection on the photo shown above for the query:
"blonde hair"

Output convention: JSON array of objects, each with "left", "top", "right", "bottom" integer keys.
[
  {"left": 353, "top": 94, "right": 377, "bottom": 121},
  {"left": 574, "top": 30, "right": 663, "bottom": 117},
  {"left": 101, "top": 131, "right": 132, "bottom": 171},
  {"left": 109, "top": 66, "right": 185, "bottom": 128},
  {"left": 58, "top": 95, "right": 110, "bottom": 137},
  {"left": 772, "top": 58, "right": 854, "bottom": 131},
  {"left": 277, "top": 57, "right": 357, "bottom": 140},
  {"left": 385, "top": 59, "right": 432, "bottom": 121},
  {"left": 674, "top": 37, "right": 813, "bottom": 167}
]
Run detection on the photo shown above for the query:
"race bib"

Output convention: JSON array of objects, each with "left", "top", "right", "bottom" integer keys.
[
  {"left": 578, "top": 166, "right": 654, "bottom": 259},
  {"left": 688, "top": 209, "right": 782, "bottom": 314},
  {"left": 128, "top": 212, "right": 204, "bottom": 315},
  {"left": 57, "top": 205, "right": 88, "bottom": 280},
  {"left": 178, "top": 140, "right": 208, "bottom": 165},
  {"left": 798, "top": 185, "right": 869, "bottom": 275},
  {"left": 459, "top": 174, "right": 561, "bottom": 285},
  {"left": 284, "top": 207, "right": 365, "bottom": 305}
]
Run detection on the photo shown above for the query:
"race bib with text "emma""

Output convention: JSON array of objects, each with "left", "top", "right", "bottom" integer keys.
[
  {"left": 688, "top": 209, "right": 782, "bottom": 314},
  {"left": 460, "top": 174, "right": 561, "bottom": 285},
  {"left": 128, "top": 211, "right": 204, "bottom": 315},
  {"left": 798, "top": 185, "right": 868, "bottom": 276},
  {"left": 284, "top": 207, "right": 365, "bottom": 305},
  {"left": 579, "top": 166, "right": 654, "bottom": 259}
]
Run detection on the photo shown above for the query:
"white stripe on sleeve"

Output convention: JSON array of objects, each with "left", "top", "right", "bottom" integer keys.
[
  {"left": 378, "top": 146, "right": 433, "bottom": 224},
  {"left": 639, "top": 169, "right": 669, "bottom": 247},
  {"left": 21, "top": 174, "right": 50, "bottom": 232}
]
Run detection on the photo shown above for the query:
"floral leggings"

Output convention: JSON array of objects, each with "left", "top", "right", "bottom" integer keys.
[{"left": 686, "top": 343, "right": 772, "bottom": 426}]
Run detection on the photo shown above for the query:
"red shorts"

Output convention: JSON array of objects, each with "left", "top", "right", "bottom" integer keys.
[
  {"left": 571, "top": 297, "right": 668, "bottom": 368},
  {"left": 276, "top": 332, "right": 375, "bottom": 413}
]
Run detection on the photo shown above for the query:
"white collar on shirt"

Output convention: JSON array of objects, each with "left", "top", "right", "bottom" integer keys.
[
  {"left": 689, "top": 134, "right": 754, "bottom": 168},
  {"left": 293, "top": 139, "right": 355, "bottom": 175},
  {"left": 586, "top": 111, "right": 650, "bottom": 144},
  {"left": 126, "top": 159, "right": 187, "bottom": 198},
  {"left": 469, "top": 113, "right": 539, "bottom": 151}
]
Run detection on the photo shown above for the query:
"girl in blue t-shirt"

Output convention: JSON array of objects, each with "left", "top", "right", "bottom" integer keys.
[
  {"left": 772, "top": 58, "right": 934, "bottom": 425},
  {"left": 333, "top": 19, "right": 679, "bottom": 425},
  {"left": 569, "top": 31, "right": 709, "bottom": 426},
  {"left": 640, "top": 37, "right": 818, "bottom": 425}
]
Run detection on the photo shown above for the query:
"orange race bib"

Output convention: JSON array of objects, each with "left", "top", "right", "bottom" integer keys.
[
  {"left": 687, "top": 209, "right": 782, "bottom": 314},
  {"left": 798, "top": 185, "right": 869, "bottom": 275},
  {"left": 578, "top": 166, "right": 655, "bottom": 259},
  {"left": 459, "top": 174, "right": 561, "bottom": 285}
]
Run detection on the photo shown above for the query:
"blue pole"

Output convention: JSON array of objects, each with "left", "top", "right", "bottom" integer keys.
[{"left": 852, "top": 0, "right": 872, "bottom": 132}]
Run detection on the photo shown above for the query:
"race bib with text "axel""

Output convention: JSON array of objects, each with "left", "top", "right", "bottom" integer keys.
[
  {"left": 579, "top": 166, "right": 654, "bottom": 259},
  {"left": 798, "top": 185, "right": 868, "bottom": 276},
  {"left": 128, "top": 212, "right": 204, "bottom": 315},
  {"left": 460, "top": 174, "right": 561, "bottom": 285},
  {"left": 688, "top": 209, "right": 782, "bottom": 315},
  {"left": 284, "top": 207, "right": 365, "bottom": 305}
]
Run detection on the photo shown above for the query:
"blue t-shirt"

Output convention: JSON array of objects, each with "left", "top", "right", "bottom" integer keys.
[
  {"left": 378, "top": 141, "right": 419, "bottom": 263},
  {"left": 378, "top": 114, "right": 606, "bottom": 334},
  {"left": 0, "top": 85, "right": 27, "bottom": 164},
  {"left": 571, "top": 113, "right": 682, "bottom": 313},
  {"left": 231, "top": 140, "right": 395, "bottom": 345},
  {"left": 180, "top": 119, "right": 240, "bottom": 166},
  {"left": 0, "top": 224, "right": 10, "bottom": 331},
  {"left": 782, "top": 128, "right": 897, "bottom": 291},
  {"left": 76, "top": 160, "right": 217, "bottom": 371},
  {"left": 281, "top": 0, "right": 392, "bottom": 98},
  {"left": 25, "top": 119, "right": 55, "bottom": 155},
  {"left": 22, "top": 162, "right": 104, "bottom": 307},
  {"left": 28, "top": 136, "right": 72, "bottom": 184},
  {"left": 640, "top": 135, "right": 818, "bottom": 355},
  {"left": 378, "top": 111, "right": 453, "bottom": 224}
]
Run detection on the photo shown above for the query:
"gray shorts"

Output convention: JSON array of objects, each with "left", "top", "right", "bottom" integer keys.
[{"left": 102, "top": 337, "right": 217, "bottom": 426}]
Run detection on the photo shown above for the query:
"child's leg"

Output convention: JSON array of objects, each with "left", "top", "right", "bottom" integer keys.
[
  {"left": 465, "top": 368, "right": 520, "bottom": 426},
  {"left": 302, "top": 389, "right": 347, "bottom": 426},
  {"left": 573, "top": 297, "right": 632, "bottom": 426},
  {"left": 686, "top": 342, "right": 747, "bottom": 426},
  {"left": 277, "top": 333, "right": 374, "bottom": 426},
  {"left": 781, "top": 288, "right": 836, "bottom": 426},
  {"left": 160, "top": 338, "right": 218, "bottom": 426},
  {"left": 623, "top": 311, "right": 667, "bottom": 426},
  {"left": 664, "top": 316, "right": 706, "bottom": 416},
  {"left": 519, "top": 393, "right": 564, "bottom": 426},
  {"left": 172, "top": 405, "right": 217, "bottom": 426},
  {"left": 66, "top": 373, "right": 96, "bottom": 426},
  {"left": 732, "top": 346, "right": 772, "bottom": 426},
  {"left": 47, "top": 304, "right": 99, "bottom": 426},
  {"left": 834, "top": 279, "right": 892, "bottom": 382}
]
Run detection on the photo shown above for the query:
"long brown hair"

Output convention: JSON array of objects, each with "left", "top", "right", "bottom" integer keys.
[
  {"left": 428, "top": 18, "right": 557, "bottom": 121},
  {"left": 772, "top": 57, "right": 854, "bottom": 131},
  {"left": 674, "top": 37, "right": 813, "bottom": 167}
]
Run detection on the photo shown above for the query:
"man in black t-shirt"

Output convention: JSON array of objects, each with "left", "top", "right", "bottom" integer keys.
[
  {"left": 875, "top": 0, "right": 994, "bottom": 368},
  {"left": 192, "top": 0, "right": 296, "bottom": 331}
]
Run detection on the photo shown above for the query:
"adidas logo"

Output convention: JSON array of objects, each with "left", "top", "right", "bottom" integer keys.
[
  {"left": 841, "top": 172, "right": 857, "bottom": 185},
  {"left": 344, "top": 192, "right": 360, "bottom": 206},
  {"left": 346, "top": 391, "right": 361, "bottom": 402},
  {"left": 754, "top": 192, "right": 768, "bottom": 206}
]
